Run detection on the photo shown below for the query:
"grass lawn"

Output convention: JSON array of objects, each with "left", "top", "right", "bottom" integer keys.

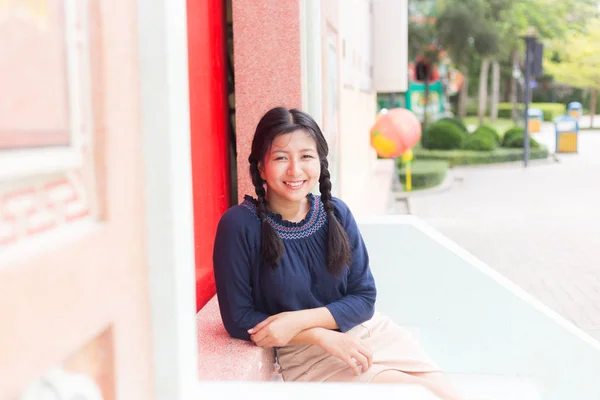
[
  {"left": 397, "top": 159, "right": 448, "bottom": 190},
  {"left": 463, "top": 117, "right": 517, "bottom": 135}
]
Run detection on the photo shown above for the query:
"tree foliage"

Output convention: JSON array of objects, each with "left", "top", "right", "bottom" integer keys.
[
  {"left": 545, "top": 20, "right": 600, "bottom": 90},
  {"left": 408, "top": 21, "right": 437, "bottom": 61},
  {"left": 409, "top": 0, "right": 600, "bottom": 120},
  {"left": 435, "top": 0, "right": 485, "bottom": 66}
]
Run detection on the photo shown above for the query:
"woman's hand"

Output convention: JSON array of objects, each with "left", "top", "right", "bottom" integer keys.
[
  {"left": 248, "top": 312, "right": 306, "bottom": 348},
  {"left": 315, "top": 329, "right": 373, "bottom": 376}
]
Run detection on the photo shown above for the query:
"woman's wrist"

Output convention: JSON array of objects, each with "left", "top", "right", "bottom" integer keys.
[
  {"left": 289, "top": 327, "right": 328, "bottom": 346},
  {"left": 292, "top": 307, "right": 338, "bottom": 331},
  {"left": 311, "top": 326, "right": 334, "bottom": 347}
]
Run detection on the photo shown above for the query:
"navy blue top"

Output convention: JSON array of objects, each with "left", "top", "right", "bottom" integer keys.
[{"left": 213, "top": 194, "right": 377, "bottom": 341}]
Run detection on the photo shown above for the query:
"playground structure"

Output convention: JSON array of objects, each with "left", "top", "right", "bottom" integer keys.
[{"left": 377, "top": 55, "right": 463, "bottom": 123}]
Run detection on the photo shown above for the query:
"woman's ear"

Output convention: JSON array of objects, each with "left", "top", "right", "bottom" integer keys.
[{"left": 258, "top": 161, "right": 266, "bottom": 181}]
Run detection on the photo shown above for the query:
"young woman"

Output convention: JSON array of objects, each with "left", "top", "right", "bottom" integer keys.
[{"left": 213, "top": 107, "right": 462, "bottom": 399}]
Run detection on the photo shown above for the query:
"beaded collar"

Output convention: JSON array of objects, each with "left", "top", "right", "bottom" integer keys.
[{"left": 241, "top": 193, "right": 327, "bottom": 240}]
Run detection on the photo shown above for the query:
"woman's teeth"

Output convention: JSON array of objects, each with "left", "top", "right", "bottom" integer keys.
[{"left": 285, "top": 181, "right": 304, "bottom": 188}]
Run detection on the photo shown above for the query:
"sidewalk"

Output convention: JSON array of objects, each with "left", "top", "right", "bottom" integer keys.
[{"left": 400, "top": 126, "right": 600, "bottom": 341}]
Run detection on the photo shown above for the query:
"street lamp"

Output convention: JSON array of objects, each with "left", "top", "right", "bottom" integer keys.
[{"left": 520, "top": 27, "right": 540, "bottom": 167}]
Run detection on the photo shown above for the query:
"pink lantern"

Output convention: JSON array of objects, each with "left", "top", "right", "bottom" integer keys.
[{"left": 370, "top": 108, "right": 422, "bottom": 158}]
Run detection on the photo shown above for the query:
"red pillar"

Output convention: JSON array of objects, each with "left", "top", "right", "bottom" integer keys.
[{"left": 187, "top": 0, "right": 230, "bottom": 311}]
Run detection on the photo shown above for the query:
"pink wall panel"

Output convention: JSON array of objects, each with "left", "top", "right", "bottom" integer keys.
[
  {"left": 232, "top": 0, "right": 302, "bottom": 202},
  {"left": 0, "top": 1, "right": 153, "bottom": 399},
  {"left": 0, "top": 0, "right": 71, "bottom": 148}
]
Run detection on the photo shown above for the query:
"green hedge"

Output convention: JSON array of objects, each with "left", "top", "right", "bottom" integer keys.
[
  {"left": 466, "top": 103, "right": 478, "bottom": 117},
  {"left": 502, "top": 127, "right": 525, "bottom": 147},
  {"left": 397, "top": 160, "right": 448, "bottom": 190},
  {"left": 413, "top": 146, "right": 549, "bottom": 166},
  {"left": 473, "top": 125, "right": 501, "bottom": 144},
  {"left": 468, "top": 102, "right": 567, "bottom": 121},
  {"left": 497, "top": 102, "right": 564, "bottom": 122},
  {"left": 502, "top": 127, "right": 541, "bottom": 148},
  {"left": 422, "top": 121, "right": 468, "bottom": 150},
  {"left": 436, "top": 117, "right": 468, "bottom": 133},
  {"left": 463, "top": 131, "right": 497, "bottom": 151}
]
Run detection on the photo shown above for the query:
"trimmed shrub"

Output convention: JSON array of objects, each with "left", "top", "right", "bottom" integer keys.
[
  {"left": 462, "top": 132, "right": 497, "bottom": 151},
  {"left": 502, "top": 127, "right": 524, "bottom": 145},
  {"left": 502, "top": 127, "right": 540, "bottom": 149},
  {"left": 503, "top": 133, "right": 541, "bottom": 149},
  {"left": 421, "top": 121, "right": 468, "bottom": 150},
  {"left": 437, "top": 117, "right": 468, "bottom": 133},
  {"left": 497, "top": 103, "right": 520, "bottom": 120},
  {"left": 413, "top": 146, "right": 549, "bottom": 166},
  {"left": 497, "top": 102, "right": 564, "bottom": 122},
  {"left": 466, "top": 103, "right": 478, "bottom": 117},
  {"left": 397, "top": 160, "right": 448, "bottom": 190},
  {"left": 473, "top": 124, "right": 501, "bottom": 144}
]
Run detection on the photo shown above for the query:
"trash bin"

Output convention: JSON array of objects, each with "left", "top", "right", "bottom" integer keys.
[
  {"left": 554, "top": 115, "right": 579, "bottom": 153},
  {"left": 567, "top": 101, "right": 583, "bottom": 120},
  {"left": 527, "top": 108, "right": 543, "bottom": 133}
]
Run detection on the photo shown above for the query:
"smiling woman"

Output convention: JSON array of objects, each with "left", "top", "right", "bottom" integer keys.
[
  {"left": 257, "top": 131, "right": 321, "bottom": 220},
  {"left": 212, "top": 107, "right": 464, "bottom": 400}
]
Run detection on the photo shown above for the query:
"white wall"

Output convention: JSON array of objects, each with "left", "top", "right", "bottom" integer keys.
[
  {"left": 339, "top": 89, "right": 383, "bottom": 217},
  {"left": 373, "top": 0, "right": 408, "bottom": 93},
  {"left": 138, "top": 0, "right": 199, "bottom": 398},
  {"left": 320, "top": 1, "right": 342, "bottom": 198},
  {"left": 338, "top": 0, "right": 391, "bottom": 217},
  {"left": 300, "top": 0, "right": 392, "bottom": 216}
]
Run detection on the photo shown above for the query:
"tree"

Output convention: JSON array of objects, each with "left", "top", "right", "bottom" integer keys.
[
  {"left": 474, "top": 28, "right": 500, "bottom": 124},
  {"left": 479, "top": 0, "right": 517, "bottom": 122},
  {"left": 545, "top": 20, "right": 600, "bottom": 127},
  {"left": 408, "top": 21, "right": 436, "bottom": 61},
  {"left": 502, "top": 0, "right": 598, "bottom": 121},
  {"left": 424, "top": 0, "right": 598, "bottom": 123},
  {"left": 436, "top": 0, "right": 486, "bottom": 118}
]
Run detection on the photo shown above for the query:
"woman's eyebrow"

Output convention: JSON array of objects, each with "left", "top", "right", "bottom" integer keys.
[{"left": 271, "top": 148, "right": 316, "bottom": 153}]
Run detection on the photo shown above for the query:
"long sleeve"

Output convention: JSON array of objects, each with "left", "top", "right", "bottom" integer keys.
[
  {"left": 213, "top": 208, "right": 270, "bottom": 341},
  {"left": 325, "top": 199, "right": 377, "bottom": 332}
]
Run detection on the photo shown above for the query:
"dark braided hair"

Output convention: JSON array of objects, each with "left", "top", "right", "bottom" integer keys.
[{"left": 248, "top": 107, "right": 352, "bottom": 275}]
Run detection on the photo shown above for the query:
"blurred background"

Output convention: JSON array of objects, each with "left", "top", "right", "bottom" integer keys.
[{"left": 1, "top": 0, "right": 600, "bottom": 399}]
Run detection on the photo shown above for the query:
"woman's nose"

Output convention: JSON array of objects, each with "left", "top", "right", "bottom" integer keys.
[{"left": 287, "top": 160, "right": 301, "bottom": 176}]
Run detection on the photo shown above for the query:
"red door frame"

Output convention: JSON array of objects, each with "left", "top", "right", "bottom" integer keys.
[{"left": 187, "top": 0, "right": 231, "bottom": 311}]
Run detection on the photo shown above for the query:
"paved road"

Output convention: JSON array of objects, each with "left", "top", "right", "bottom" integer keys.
[{"left": 406, "top": 123, "right": 600, "bottom": 341}]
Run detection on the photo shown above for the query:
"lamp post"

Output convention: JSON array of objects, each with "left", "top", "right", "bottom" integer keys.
[{"left": 521, "top": 29, "right": 536, "bottom": 167}]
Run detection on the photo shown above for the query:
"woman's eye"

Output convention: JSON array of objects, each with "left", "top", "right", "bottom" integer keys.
[
  {"left": 302, "top": 155, "right": 314, "bottom": 159},
  {"left": 274, "top": 157, "right": 287, "bottom": 161}
]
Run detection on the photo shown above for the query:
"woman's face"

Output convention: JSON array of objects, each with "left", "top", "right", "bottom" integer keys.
[{"left": 259, "top": 129, "right": 321, "bottom": 206}]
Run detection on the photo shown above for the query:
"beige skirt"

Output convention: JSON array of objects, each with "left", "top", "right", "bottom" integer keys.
[{"left": 277, "top": 313, "right": 441, "bottom": 382}]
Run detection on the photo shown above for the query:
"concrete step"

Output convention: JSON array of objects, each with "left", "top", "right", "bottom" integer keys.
[{"left": 447, "top": 373, "right": 542, "bottom": 400}]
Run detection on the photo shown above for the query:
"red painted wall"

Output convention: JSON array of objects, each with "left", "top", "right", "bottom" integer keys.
[{"left": 187, "top": 0, "right": 230, "bottom": 311}]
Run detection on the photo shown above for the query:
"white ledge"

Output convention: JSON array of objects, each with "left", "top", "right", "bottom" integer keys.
[{"left": 0, "top": 147, "right": 82, "bottom": 182}]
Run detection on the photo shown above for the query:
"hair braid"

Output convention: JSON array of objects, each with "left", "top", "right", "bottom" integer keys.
[
  {"left": 319, "top": 159, "right": 335, "bottom": 214},
  {"left": 249, "top": 160, "right": 284, "bottom": 268},
  {"left": 319, "top": 161, "right": 352, "bottom": 275}
]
